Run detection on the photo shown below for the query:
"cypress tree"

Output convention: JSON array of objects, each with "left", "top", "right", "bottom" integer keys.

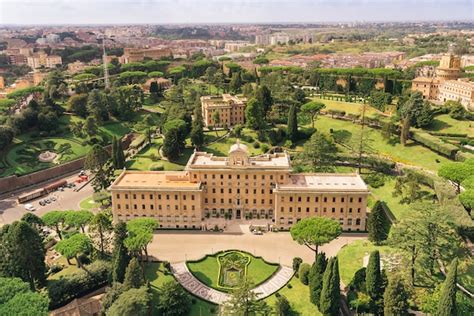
[
  {"left": 112, "top": 222, "right": 130, "bottom": 283},
  {"left": 111, "top": 136, "right": 118, "bottom": 168},
  {"left": 309, "top": 252, "right": 327, "bottom": 307},
  {"left": 435, "top": 258, "right": 458, "bottom": 316},
  {"left": 115, "top": 138, "right": 125, "bottom": 169},
  {"left": 367, "top": 201, "right": 390, "bottom": 244},
  {"left": 123, "top": 257, "right": 144, "bottom": 290},
  {"left": 366, "top": 250, "right": 383, "bottom": 313},
  {"left": 287, "top": 103, "right": 298, "bottom": 142},
  {"left": 319, "top": 257, "right": 340, "bottom": 316},
  {"left": 383, "top": 275, "right": 409, "bottom": 316}
]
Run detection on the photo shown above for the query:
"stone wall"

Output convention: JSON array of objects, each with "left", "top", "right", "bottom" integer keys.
[{"left": 0, "top": 133, "right": 134, "bottom": 195}]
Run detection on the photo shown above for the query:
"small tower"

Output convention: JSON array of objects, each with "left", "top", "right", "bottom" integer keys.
[{"left": 101, "top": 38, "right": 110, "bottom": 89}]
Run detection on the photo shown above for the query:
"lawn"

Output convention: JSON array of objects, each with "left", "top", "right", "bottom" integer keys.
[
  {"left": 264, "top": 277, "right": 322, "bottom": 316},
  {"left": 145, "top": 262, "right": 218, "bottom": 316},
  {"left": 314, "top": 116, "right": 451, "bottom": 171},
  {"left": 314, "top": 98, "right": 385, "bottom": 119},
  {"left": 423, "top": 114, "right": 474, "bottom": 136},
  {"left": 202, "top": 136, "right": 265, "bottom": 157},
  {"left": 79, "top": 196, "right": 100, "bottom": 211},
  {"left": 187, "top": 251, "right": 279, "bottom": 291},
  {"left": 338, "top": 240, "right": 398, "bottom": 286},
  {"left": 48, "top": 257, "right": 82, "bottom": 280},
  {"left": 368, "top": 176, "right": 435, "bottom": 219},
  {"left": 99, "top": 121, "right": 131, "bottom": 138}
]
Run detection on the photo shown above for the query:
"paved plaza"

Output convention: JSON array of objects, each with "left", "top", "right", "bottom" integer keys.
[{"left": 149, "top": 223, "right": 366, "bottom": 266}]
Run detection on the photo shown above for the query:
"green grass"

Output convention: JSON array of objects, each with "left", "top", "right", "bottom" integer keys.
[
  {"left": 314, "top": 116, "right": 450, "bottom": 171},
  {"left": 202, "top": 136, "right": 265, "bottom": 157},
  {"left": 423, "top": 114, "right": 474, "bottom": 136},
  {"left": 314, "top": 98, "right": 384, "bottom": 119},
  {"left": 79, "top": 196, "right": 100, "bottom": 211},
  {"left": 187, "top": 252, "right": 279, "bottom": 291},
  {"left": 145, "top": 262, "right": 217, "bottom": 316},
  {"left": 264, "top": 277, "right": 322, "bottom": 316},
  {"left": 338, "top": 240, "right": 397, "bottom": 286},
  {"left": 99, "top": 122, "right": 131, "bottom": 138},
  {"left": 48, "top": 257, "right": 82, "bottom": 280}
]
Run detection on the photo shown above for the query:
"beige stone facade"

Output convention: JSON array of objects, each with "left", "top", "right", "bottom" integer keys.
[
  {"left": 201, "top": 94, "right": 247, "bottom": 128},
  {"left": 436, "top": 53, "right": 461, "bottom": 81},
  {"left": 411, "top": 77, "right": 441, "bottom": 100},
  {"left": 110, "top": 142, "right": 369, "bottom": 231},
  {"left": 119, "top": 47, "right": 172, "bottom": 64},
  {"left": 438, "top": 79, "right": 474, "bottom": 111}
]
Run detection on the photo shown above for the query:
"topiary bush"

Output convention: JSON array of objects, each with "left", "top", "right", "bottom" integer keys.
[
  {"left": 298, "top": 263, "right": 311, "bottom": 285},
  {"left": 150, "top": 163, "right": 164, "bottom": 171},
  {"left": 292, "top": 257, "right": 303, "bottom": 276},
  {"left": 363, "top": 173, "right": 386, "bottom": 188}
]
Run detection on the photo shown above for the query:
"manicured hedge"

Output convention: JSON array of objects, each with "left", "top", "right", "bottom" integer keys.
[
  {"left": 428, "top": 131, "right": 469, "bottom": 138},
  {"left": 455, "top": 151, "right": 474, "bottom": 162},
  {"left": 411, "top": 131, "right": 459, "bottom": 159},
  {"left": 47, "top": 260, "right": 111, "bottom": 309}
]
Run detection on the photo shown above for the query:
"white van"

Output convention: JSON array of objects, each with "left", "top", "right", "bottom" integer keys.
[{"left": 24, "top": 204, "right": 36, "bottom": 212}]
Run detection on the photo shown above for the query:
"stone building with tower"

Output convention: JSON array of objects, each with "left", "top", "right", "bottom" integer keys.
[{"left": 109, "top": 141, "right": 369, "bottom": 231}]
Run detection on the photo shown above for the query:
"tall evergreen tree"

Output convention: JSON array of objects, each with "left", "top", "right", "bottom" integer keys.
[
  {"left": 367, "top": 201, "right": 390, "bottom": 245},
  {"left": 111, "top": 136, "right": 118, "bottom": 168},
  {"left": 112, "top": 222, "right": 130, "bottom": 283},
  {"left": 115, "top": 138, "right": 125, "bottom": 169},
  {"left": 309, "top": 252, "right": 327, "bottom": 307},
  {"left": 123, "top": 257, "right": 144, "bottom": 290},
  {"left": 255, "top": 85, "right": 273, "bottom": 118},
  {"left": 0, "top": 221, "right": 47, "bottom": 290},
  {"left": 383, "top": 275, "right": 409, "bottom": 316},
  {"left": 366, "top": 250, "right": 383, "bottom": 313},
  {"left": 190, "top": 101, "right": 204, "bottom": 149},
  {"left": 319, "top": 257, "right": 340, "bottom": 316},
  {"left": 435, "top": 258, "right": 458, "bottom": 316},
  {"left": 287, "top": 103, "right": 298, "bottom": 142}
]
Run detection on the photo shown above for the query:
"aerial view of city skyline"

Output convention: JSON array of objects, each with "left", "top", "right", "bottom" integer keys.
[{"left": 0, "top": 1, "right": 473, "bottom": 316}]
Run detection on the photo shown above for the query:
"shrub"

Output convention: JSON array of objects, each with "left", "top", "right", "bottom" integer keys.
[
  {"left": 292, "top": 257, "right": 303, "bottom": 275},
  {"left": 298, "top": 263, "right": 311, "bottom": 285},
  {"left": 411, "top": 131, "right": 459, "bottom": 159},
  {"left": 363, "top": 173, "right": 386, "bottom": 188},
  {"left": 253, "top": 142, "right": 260, "bottom": 149},
  {"left": 47, "top": 260, "right": 111, "bottom": 309},
  {"left": 261, "top": 144, "right": 269, "bottom": 153},
  {"left": 49, "top": 264, "right": 63, "bottom": 274},
  {"left": 149, "top": 163, "right": 164, "bottom": 171}
]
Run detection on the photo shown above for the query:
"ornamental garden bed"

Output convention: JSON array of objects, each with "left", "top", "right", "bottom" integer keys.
[{"left": 186, "top": 250, "right": 280, "bottom": 292}]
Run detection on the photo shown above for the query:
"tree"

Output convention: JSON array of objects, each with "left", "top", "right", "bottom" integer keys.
[
  {"left": 101, "top": 282, "right": 125, "bottom": 315},
  {"left": 229, "top": 71, "right": 243, "bottom": 93},
  {"left": 84, "top": 144, "right": 112, "bottom": 192},
  {"left": 111, "top": 136, "right": 125, "bottom": 169},
  {"left": 301, "top": 101, "right": 325, "bottom": 128},
  {"left": 255, "top": 85, "right": 273, "bottom": 118},
  {"left": 398, "top": 91, "right": 424, "bottom": 146},
  {"left": 89, "top": 210, "right": 113, "bottom": 256},
  {"left": 124, "top": 218, "right": 158, "bottom": 261},
  {"left": 319, "top": 257, "right": 340, "bottom": 316},
  {"left": 222, "top": 279, "right": 271, "bottom": 316},
  {"left": 245, "top": 98, "right": 266, "bottom": 130},
  {"left": 211, "top": 110, "right": 221, "bottom": 133},
  {"left": 0, "top": 125, "right": 14, "bottom": 150},
  {"left": 64, "top": 210, "right": 93, "bottom": 233},
  {"left": 438, "top": 161, "right": 473, "bottom": 193},
  {"left": 157, "top": 280, "right": 192, "bottom": 316},
  {"left": 107, "top": 286, "right": 151, "bottom": 316},
  {"left": 435, "top": 258, "right": 458, "bottom": 316},
  {"left": 292, "top": 257, "right": 303, "bottom": 275},
  {"left": 303, "top": 131, "right": 338, "bottom": 172},
  {"left": 87, "top": 89, "right": 109, "bottom": 123},
  {"left": 287, "top": 103, "right": 298, "bottom": 142},
  {"left": 0, "top": 277, "right": 49, "bottom": 316},
  {"left": 309, "top": 252, "right": 327, "bottom": 307},
  {"left": 298, "top": 263, "right": 311, "bottom": 285},
  {"left": 55, "top": 233, "right": 91, "bottom": 268},
  {"left": 367, "top": 201, "right": 390, "bottom": 245},
  {"left": 366, "top": 251, "right": 383, "bottom": 312},
  {"left": 0, "top": 221, "right": 47, "bottom": 290},
  {"left": 190, "top": 102, "right": 205, "bottom": 149},
  {"left": 162, "top": 119, "right": 187, "bottom": 160},
  {"left": 383, "top": 275, "right": 409, "bottom": 316},
  {"left": 290, "top": 217, "right": 342, "bottom": 260},
  {"left": 20, "top": 213, "right": 44, "bottom": 231},
  {"left": 42, "top": 210, "right": 65, "bottom": 239},
  {"left": 123, "top": 257, "right": 144, "bottom": 289},
  {"left": 459, "top": 189, "right": 474, "bottom": 210},
  {"left": 274, "top": 294, "right": 291, "bottom": 315},
  {"left": 67, "top": 93, "right": 89, "bottom": 117},
  {"left": 112, "top": 222, "right": 130, "bottom": 283},
  {"left": 293, "top": 88, "right": 307, "bottom": 104}
]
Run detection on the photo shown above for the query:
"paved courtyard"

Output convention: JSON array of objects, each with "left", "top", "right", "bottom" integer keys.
[{"left": 148, "top": 223, "right": 366, "bottom": 266}]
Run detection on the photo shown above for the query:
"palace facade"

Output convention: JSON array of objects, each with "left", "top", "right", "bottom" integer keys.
[
  {"left": 109, "top": 142, "right": 369, "bottom": 231},
  {"left": 201, "top": 94, "right": 247, "bottom": 128}
]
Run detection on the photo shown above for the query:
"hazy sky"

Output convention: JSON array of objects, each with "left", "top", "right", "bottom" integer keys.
[{"left": 0, "top": 0, "right": 472, "bottom": 25}]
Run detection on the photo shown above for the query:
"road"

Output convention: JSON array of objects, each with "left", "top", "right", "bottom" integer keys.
[{"left": 0, "top": 173, "right": 94, "bottom": 226}]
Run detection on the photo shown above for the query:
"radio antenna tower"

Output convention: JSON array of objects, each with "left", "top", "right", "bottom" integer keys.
[{"left": 102, "top": 37, "right": 110, "bottom": 89}]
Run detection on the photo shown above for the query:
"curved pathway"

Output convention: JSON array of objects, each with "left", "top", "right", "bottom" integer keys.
[{"left": 171, "top": 262, "right": 294, "bottom": 304}]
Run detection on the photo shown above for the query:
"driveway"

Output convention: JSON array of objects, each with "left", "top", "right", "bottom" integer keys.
[{"left": 148, "top": 224, "right": 366, "bottom": 265}]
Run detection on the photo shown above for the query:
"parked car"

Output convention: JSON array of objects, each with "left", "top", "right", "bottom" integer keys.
[
  {"left": 24, "top": 204, "right": 36, "bottom": 212},
  {"left": 39, "top": 201, "right": 46, "bottom": 206}
]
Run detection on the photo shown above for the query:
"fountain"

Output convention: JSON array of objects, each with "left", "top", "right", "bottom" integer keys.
[{"left": 38, "top": 151, "right": 57, "bottom": 163}]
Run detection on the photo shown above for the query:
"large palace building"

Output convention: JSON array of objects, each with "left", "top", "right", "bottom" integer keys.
[
  {"left": 109, "top": 142, "right": 369, "bottom": 231},
  {"left": 201, "top": 94, "right": 247, "bottom": 128}
]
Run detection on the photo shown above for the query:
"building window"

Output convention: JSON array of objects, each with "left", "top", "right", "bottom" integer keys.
[
  {"left": 289, "top": 207, "right": 293, "bottom": 212},
  {"left": 315, "top": 197, "right": 319, "bottom": 202},
  {"left": 350, "top": 197, "right": 353, "bottom": 202},
  {"left": 340, "top": 208, "right": 344, "bottom": 213},
  {"left": 141, "top": 194, "right": 145, "bottom": 199},
  {"left": 324, "top": 197, "right": 327, "bottom": 202},
  {"left": 349, "top": 208, "right": 353, "bottom": 213},
  {"left": 133, "top": 194, "right": 137, "bottom": 199},
  {"left": 341, "top": 197, "right": 345, "bottom": 202},
  {"left": 166, "top": 195, "right": 169, "bottom": 200},
  {"left": 332, "top": 197, "right": 336, "bottom": 202},
  {"left": 281, "top": 207, "right": 284, "bottom": 212},
  {"left": 150, "top": 194, "right": 153, "bottom": 199},
  {"left": 297, "top": 197, "right": 301, "bottom": 202},
  {"left": 125, "top": 194, "right": 128, "bottom": 199},
  {"left": 306, "top": 207, "right": 310, "bottom": 212},
  {"left": 117, "top": 204, "right": 121, "bottom": 210},
  {"left": 212, "top": 188, "right": 216, "bottom": 193},
  {"left": 332, "top": 207, "right": 335, "bottom": 213},
  {"left": 289, "top": 197, "right": 293, "bottom": 202},
  {"left": 359, "top": 197, "right": 362, "bottom": 203},
  {"left": 116, "top": 194, "right": 120, "bottom": 199},
  {"left": 205, "top": 198, "right": 208, "bottom": 203},
  {"left": 142, "top": 204, "right": 145, "bottom": 210},
  {"left": 150, "top": 205, "right": 154, "bottom": 210},
  {"left": 133, "top": 204, "right": 137, "bottom": 210},
  {"left": 191, "top": 195, "right": 195, "bottom": 201},
  {"left": 356, "top": 219, "right": 361, "bottom": 225}
]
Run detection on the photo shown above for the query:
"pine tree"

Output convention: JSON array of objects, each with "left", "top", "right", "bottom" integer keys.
[
  {"left": 383, "top": 275, "right": 409, "bottom": 316},
  {"left": 366, "top": 250, "right": 383, "bottom": 313},
  {"left": 123, "top": 257, "right": 144, "bottom": 290},
  {"left": 435, "top": 258, "right": 458, "bottom": 316},
  {"left": 287, "top": 103, "right": 298, "bottom": 142},
  {"left": 309, "top": 252, "right": 327, "bottom": 307},
  {"left": 367, "top": 201, "right": 390, "bottom": 244},
  {"left": 190, "top": 102, "right": 204, "bottom": 149},
  {"left": 319, "top": 257, "right": 340, "bottom": 316},
  {"left": 112, "top": 222, "right": 130, "bottom": 283}
]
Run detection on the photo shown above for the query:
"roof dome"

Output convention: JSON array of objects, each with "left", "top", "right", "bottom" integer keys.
[{"left": 229, "top": 140, "right": 248, "bottom": 154}]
